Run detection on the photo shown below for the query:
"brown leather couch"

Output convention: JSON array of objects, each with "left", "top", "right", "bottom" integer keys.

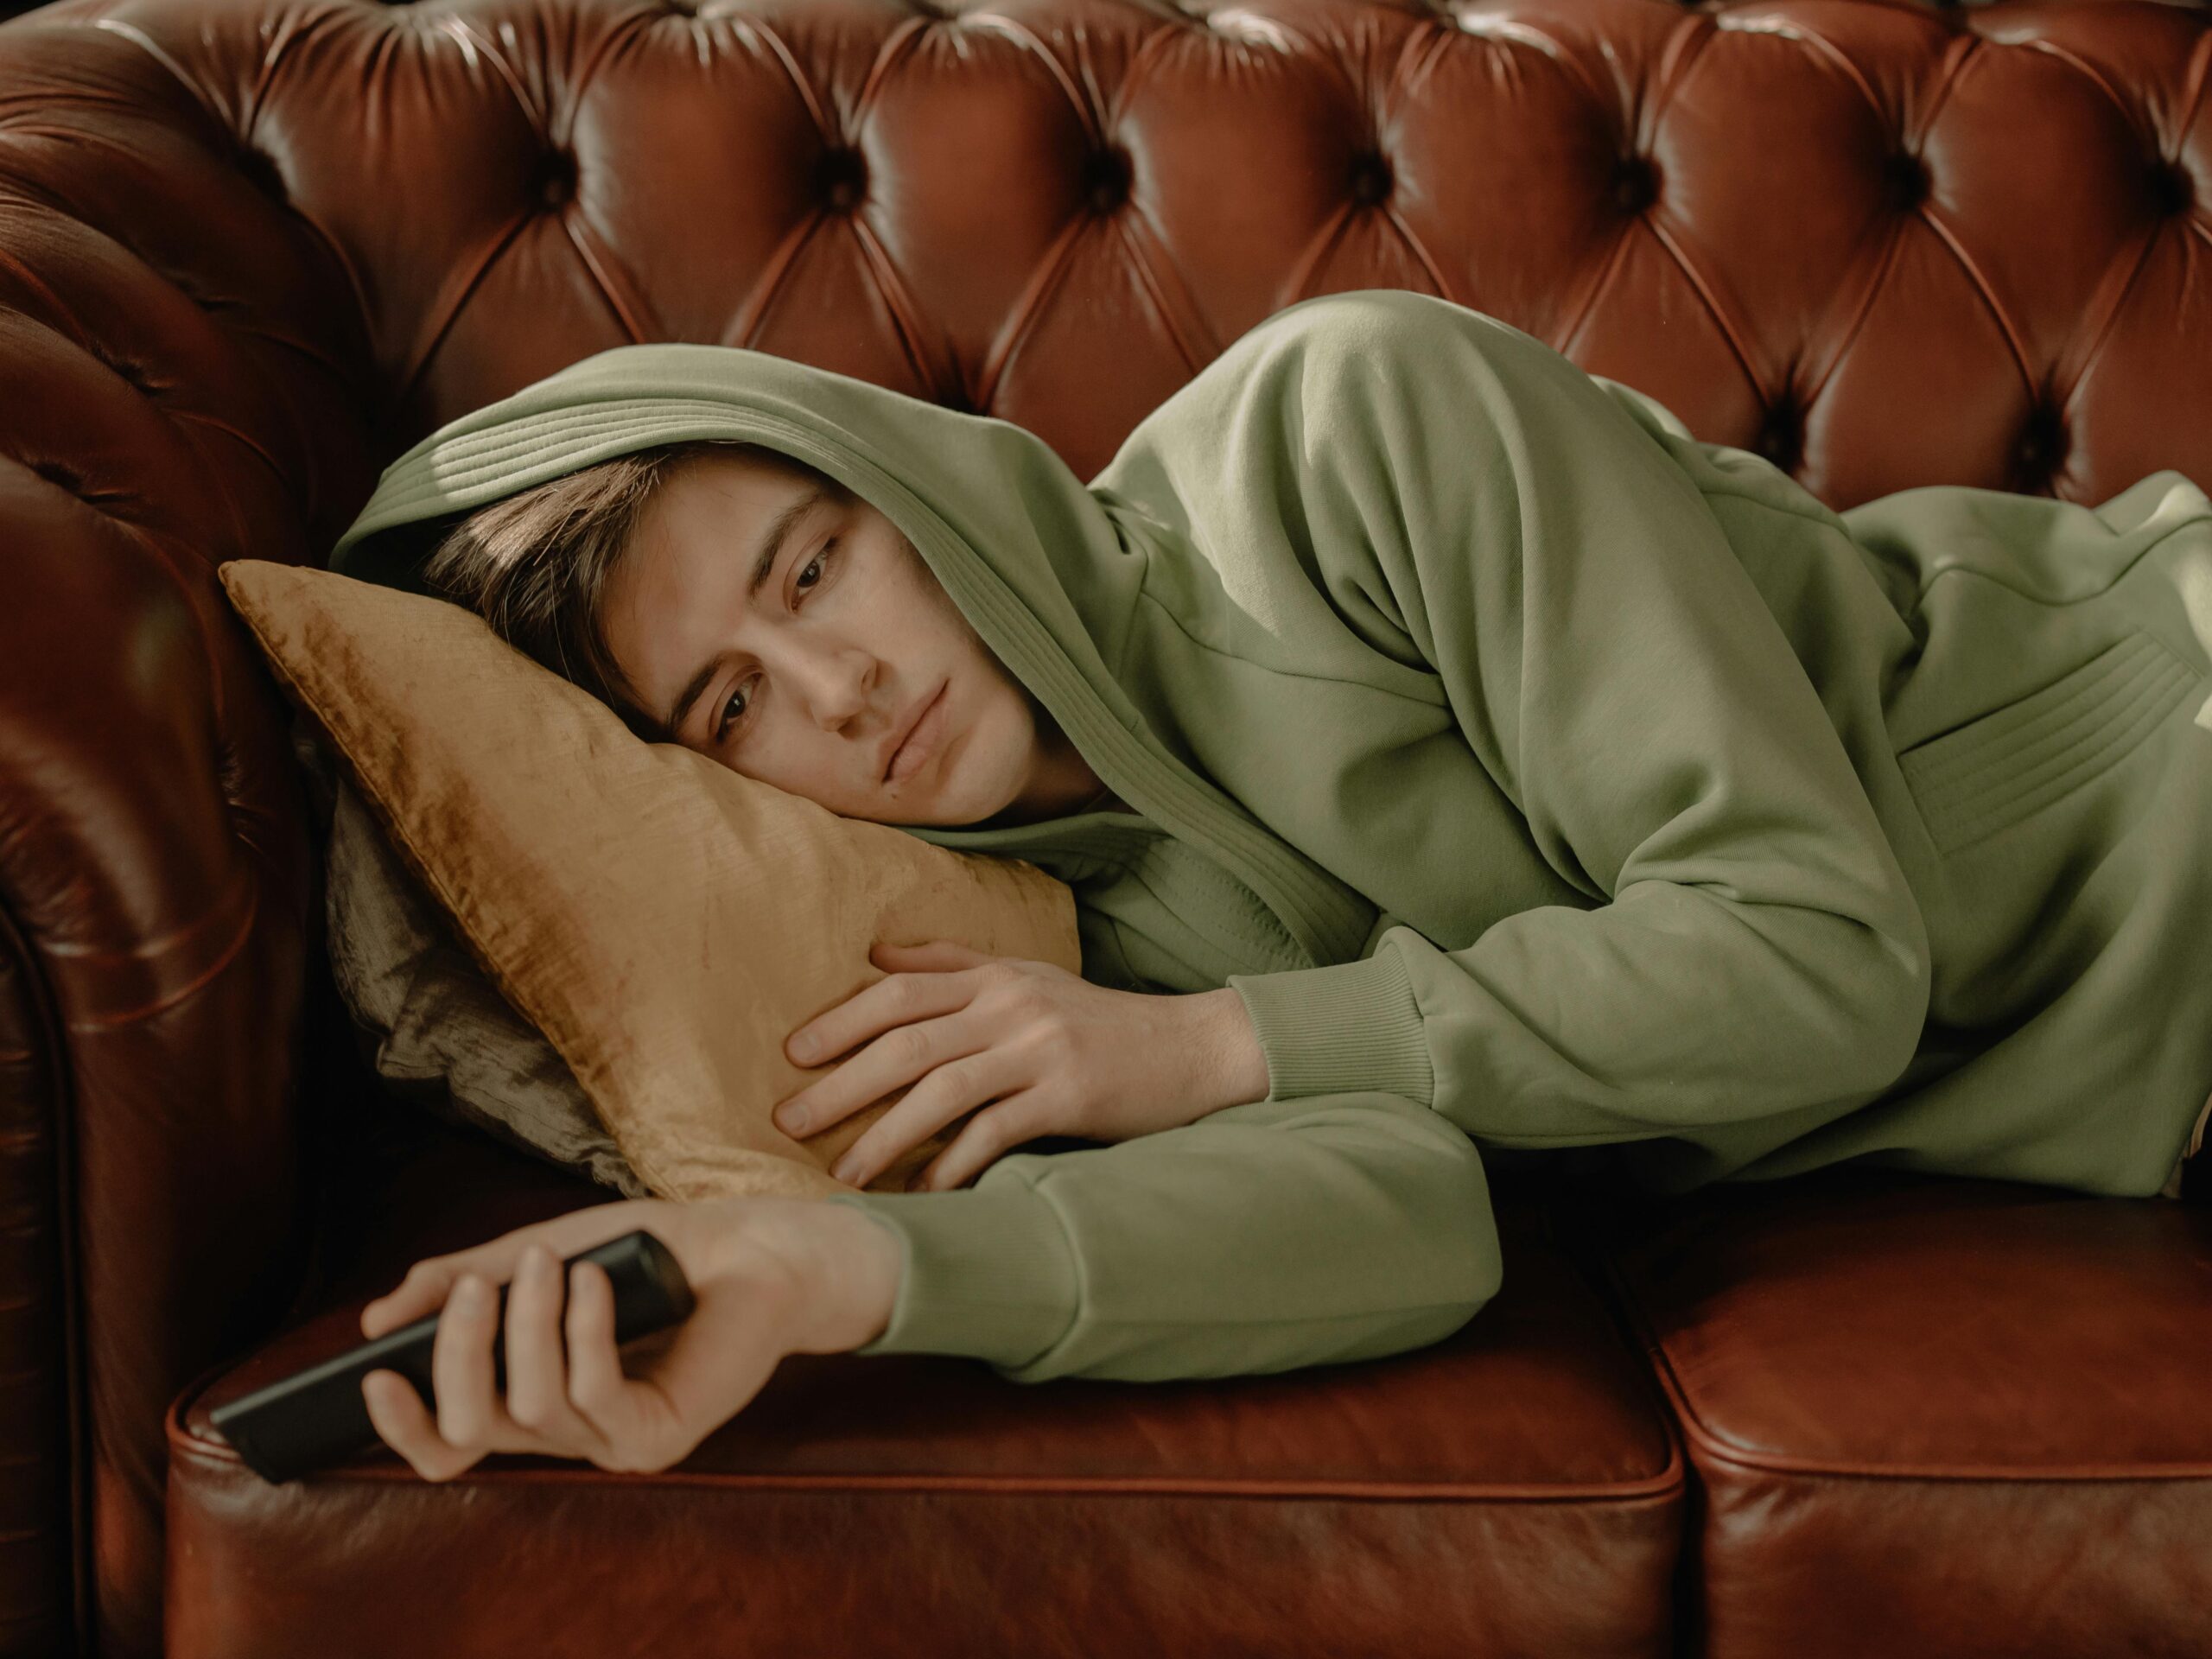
[{"left": 3, "top": 0, "right": 2208, "bottom": 1652}]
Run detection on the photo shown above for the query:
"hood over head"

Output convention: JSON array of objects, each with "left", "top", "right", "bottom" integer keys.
[
  {"left": 329, "top": 343, "right": 1147, "bottom": 763},
  {"left": 326, "top": 320, "right": 1387, "bottom": 973}
]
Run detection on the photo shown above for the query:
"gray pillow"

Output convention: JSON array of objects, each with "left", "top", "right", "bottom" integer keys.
[{"left": 296, "top": 715, "right": 651, "bottom": 1199}]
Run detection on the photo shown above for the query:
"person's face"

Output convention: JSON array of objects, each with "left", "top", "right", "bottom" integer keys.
[{"left": 599, "top": 451, "right": 1087, "bottom": 828}]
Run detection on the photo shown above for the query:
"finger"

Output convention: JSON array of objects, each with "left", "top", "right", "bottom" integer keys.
[
  {"left": 777, "top": 999, "right": 980, "bottom": 1141},
  {"left": 360, "top": 1200, "right": 660, "bottom": 1339},
  {"left": 361, "top": 1248, "right": 511, "bottom": 1341},
  {"left": 361, "top": 1369, "right": 473, "bottom": 1484},
  {"left": 503, "top": 1245, "right": 611, "bottom": 1459},
  {"left": 563, "top": 1262, "right": 664, "bottom": 1471},
  {"left": 907, "top": 1092, "right": 1044, "bottom": 1192},
  {"left": 361, "top": 1261, "right": 456, "bottom": 1341},
  {"left": 582, "top": 1263, "right": 784, "bottom": 1478},
  {"left": 831, "top": 1054, "right": 1014, "bottom": 1190},
  {"left": 433, "top": 1272, "right": 506, "bottom": 1452},
  {"left": 783, "top": 951, "right": 983, "bottom": 1068},
  {"left": 500, "top": 1246, "right": 559, "bottom": 1436}
]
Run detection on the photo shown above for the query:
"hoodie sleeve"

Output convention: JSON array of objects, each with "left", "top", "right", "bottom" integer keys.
[
  {"left": 815, "top": 1088, "right": 1501, "bottom": 1382},
  {"left": 1217, "top": 290, "right": 1933, "bottom": 1150}
]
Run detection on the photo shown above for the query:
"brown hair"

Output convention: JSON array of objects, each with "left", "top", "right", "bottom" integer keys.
[{"left": 418, "top": 438, "right": 849, "bottom": 743}]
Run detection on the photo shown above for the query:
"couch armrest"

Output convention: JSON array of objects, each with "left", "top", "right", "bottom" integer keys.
[
  {"left": 0, "top": 15, "right": 384, "bottom": 1655},
  {"left": 0, "top": 480, "right": 317, "bottom": 1654}
]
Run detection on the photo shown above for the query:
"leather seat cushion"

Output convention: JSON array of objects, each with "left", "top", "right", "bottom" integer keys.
[
  {"left": 165, "top": 1107, "right": 1688, "bottom": 1659},
  {"left": 1592, "top": 1168, "right": 2212, "bottom": 1658}
]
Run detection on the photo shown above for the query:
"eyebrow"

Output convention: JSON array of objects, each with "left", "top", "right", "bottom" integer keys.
[{"left": 661, "top": 480, "right": 834, "bottom": 741}]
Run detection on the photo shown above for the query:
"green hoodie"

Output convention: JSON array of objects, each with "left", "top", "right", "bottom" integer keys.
[{"left": 329, "top": 289, "right": 2212, "bottom": 1384}]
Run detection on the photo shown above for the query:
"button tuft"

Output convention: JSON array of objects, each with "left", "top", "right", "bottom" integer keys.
[
  {"left": 93, "top": 351, "right": 155, "bottom": 394},
  {"left": 2012, "top": 403, "right": 2069, "bottom": 487},
  {"left": 1082, "top": 145, "right": 1131, "bottom": 214},
  {"left": 536, "top": 149, "right": 576, "bottom": 208},
  {"left": 1611, "top": 153, "right": 1657, "bottom": 214},
  {"left": 32, "top": 460, "right": 83, "bottom": 496},
  {"left": 2147, "top": 157, "right": 2193, "bottom": 217},
  {"left": 817, "top": 145, "right": 868, "bottom": 213},
  {"left": 1882, "top": 149, "right": 1928, "bottom": 211},
  {"left": 234, "top": 146, "right": 286, "bottom": 201},
  {"left": 1349, "top": 151, "right": 1393, "bottom": 207},
  {"left": 1756, "top": 401, "right": 1801, "bottom": 471}
]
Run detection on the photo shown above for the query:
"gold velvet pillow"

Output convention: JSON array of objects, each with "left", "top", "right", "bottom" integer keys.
[
  {"left": 219, "top": 559, "right": 1081, "bottom": 1202},
  {"left": 307, "top": 718, "right": 658, "bottom": 1203}
]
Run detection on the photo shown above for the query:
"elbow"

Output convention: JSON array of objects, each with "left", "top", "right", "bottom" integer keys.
[
  {"left": 1438, "top": 1132, "right": 1509, "bottom": 1318},
  {"left": 1385, "top": 1233, "right": 1501, "bottom": 1362},
  {"left": 1382, "top": 1103, "right": 1508, "bottom": 1333},
  {"left": 1466, "top": 1243, "right": 1505, "bottom": 1322},
  {"left": 1847, "top": 895, "right": 1933, "bottom": 1096}
]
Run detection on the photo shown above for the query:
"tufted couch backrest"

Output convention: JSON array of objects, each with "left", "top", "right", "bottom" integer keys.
[
  {"left": 21, "top": 0, "right": 2212, "bottom": 494},
  {"left": 3, "top": 0, "right": 2209, "bottom": 1654}
]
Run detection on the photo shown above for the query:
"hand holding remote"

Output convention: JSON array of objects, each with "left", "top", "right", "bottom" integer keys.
[{"left": 353, "top": 1192, "right": 903, "bottom": 1483}]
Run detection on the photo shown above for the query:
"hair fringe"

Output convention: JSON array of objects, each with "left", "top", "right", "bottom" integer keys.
[{"left": 416, "top": 438, "right": 845, "bottom": 742}]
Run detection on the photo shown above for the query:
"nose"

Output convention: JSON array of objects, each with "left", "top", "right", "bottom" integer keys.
[{"left": 791, "top": 647, "right": 876, "bottom": 732}]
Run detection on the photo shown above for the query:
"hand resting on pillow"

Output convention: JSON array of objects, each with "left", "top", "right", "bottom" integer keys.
[
  {"left": 778, "top": 938, "right": 1274, "bottom": 1192},
  {"left": 355, "top": 1192, "right": 902, "bottom": 1482},
  {"left": 353, "top": 933, "right": 1275, "bottom": 1483}
]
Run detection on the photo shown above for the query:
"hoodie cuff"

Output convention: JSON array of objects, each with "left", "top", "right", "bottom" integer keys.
[
  {"left": 816, "top": 1183, "right": 1080, "bottom": 1371},
  {"left": 1227, "top": 943, "right": 1434, "bottom": 1108}
]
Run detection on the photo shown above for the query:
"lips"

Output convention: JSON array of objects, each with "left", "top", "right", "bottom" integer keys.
[{"left": 881, "top": 682, "right": 944, "bottom": 783}]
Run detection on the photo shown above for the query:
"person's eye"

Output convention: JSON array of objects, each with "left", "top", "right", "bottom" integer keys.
[
  {"left": 713, "top": 677, "right": 756, "bottom": 744},
  {"left": 714, "top": 538, "right": 841, "bottom": 744},
  {"left": 793, "top": 536, "right": 839, "bottom": 598}
]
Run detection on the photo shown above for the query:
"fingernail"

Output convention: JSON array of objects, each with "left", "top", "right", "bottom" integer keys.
[
  {"left": 830, "top": 1160, "right": 858, "bottom": 1185},
  {"left": 776, "top": 1106, "right": 807, "bottom": 1134},
  {"left": 790, "top": 1035, "right": 817, "bottom": 1062}
]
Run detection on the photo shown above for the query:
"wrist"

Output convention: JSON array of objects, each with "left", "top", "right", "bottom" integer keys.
[
  {"left": 1201, "top": 985, "right": 1272, "bottom": 1109},
  {"left": 705, "top": 1194, "right": 905, "bottom": 1356}
]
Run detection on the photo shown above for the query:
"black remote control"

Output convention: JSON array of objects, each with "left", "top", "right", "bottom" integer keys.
[{"left": 209, "top": 1229, "right": 696, "bottom": 1484}]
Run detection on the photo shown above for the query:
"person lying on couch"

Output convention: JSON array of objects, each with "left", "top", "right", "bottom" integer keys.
[{"left": 329, "top": 287, "right": 2212, "bottom": 1484}]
